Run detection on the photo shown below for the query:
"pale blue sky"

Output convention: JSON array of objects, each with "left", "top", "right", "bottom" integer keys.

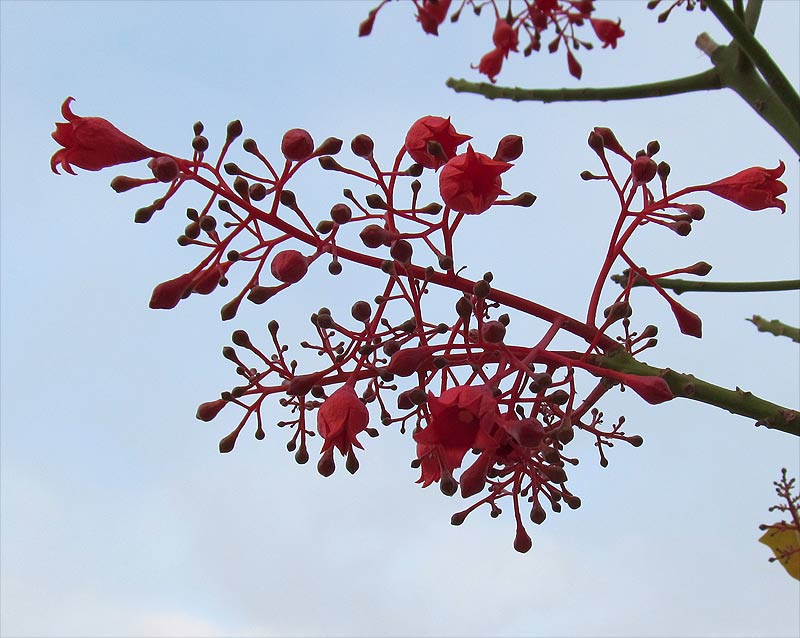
[{"left": 1, "top": 1, "right": 799, "bottom": 636}]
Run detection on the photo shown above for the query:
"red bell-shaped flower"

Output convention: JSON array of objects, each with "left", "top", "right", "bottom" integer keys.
[
  {"left": 51, "top": 97, "right": 155, "bottom": 175},
  {"left": 439, "top": 145, "right": 512, "bottom": 214}
]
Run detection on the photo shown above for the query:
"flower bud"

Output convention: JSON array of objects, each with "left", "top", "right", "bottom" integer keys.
[
  {"left": 196, "top": 399, "right": 227, "bottom": 422},
  {"left": 350, "top": 134, "right": 374, "bottom": 157},
  {"left": 111, "top": 175, "right": 150, "bottom": 193},
  {"left": 390, "top": 239, "right": 413, "bottom": 263},
  {"left": 631, "top": 155, "right": 658, "bottom": 184},
  {"left": 270, "top": 250, "right": 309, "bottom": 284},
  {"left": 351, "top": 301, "right": 372, "bottom": 322},
  {"left": 481, "top": 320, "right": 506, "bottom": 343},
  {"left": 494, "top": 135, "right": 523, "bottom": 162},
  {"left": 330, "top": 203, "right": 352, "bottom": 224},
  {"left": 359, "top": 224, "right": 392, "bottom": 249},
  {"left": 281, "top": 128, "right": 314, "bottom": 161}
]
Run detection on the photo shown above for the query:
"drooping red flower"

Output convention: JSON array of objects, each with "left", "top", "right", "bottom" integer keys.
[
  {"left": 404, "top": 116, "right": 471, "bottom": 170},
  {"left": 492, "top": 19, "right": 519, "bottom": 57},
  {"left": 416, "top": 0, "right": 451, "bottom": 35},
  {"left": 439, "top": 144, "right": 512, "bottom": 214},
  {"left": 591, "top": 18, "right": 624, "bottom": 49},
  {"left": 51, "top": 97, "right": 155, "bottom": 175},
  {"left": 474, "top": 47, "right": 505, "bottom": 83},
  {"left": 699, "top": 162, "right": 788, "bottom": 213},
  {"left": 317, "top": 384, "right": 370, "bottom": 456},
  {"left": 413, "top": 385, "right": 500, "bottom": 486}
]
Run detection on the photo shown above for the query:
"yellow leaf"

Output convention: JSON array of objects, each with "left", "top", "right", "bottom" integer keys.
[{"left": 759, "top": 525, "right": 800, "bottom": 580}]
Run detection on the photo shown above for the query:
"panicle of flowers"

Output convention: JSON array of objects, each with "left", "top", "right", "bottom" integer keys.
[
  {"left": 52, "top": 100, "right": 788, "bottom": 552},
  {"left": 580, "top": 126, "right": 787, "bottom": 342},
  {"left": 758, "top": 469, "right": 800, "bottom": 580},
  {"left": 646, "top": 0, "right": 707, "bottom": 24},
  {"left": 359, "top": 0, "right": 625, "bottom": 81}
]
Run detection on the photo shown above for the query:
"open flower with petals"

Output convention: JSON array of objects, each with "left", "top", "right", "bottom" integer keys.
[
  {"left": 404, "top": 116, "right": 471, "bottom": 169},
  {"left": 699, "top": 162, "right": 788, "bottom": 213},
  {"left": 439, "top": 145, "right": 512, "bottom": 214},
  {"left": 317, "top": 384, "right": 369, "bottom": 456},
  {"left": 492, "top": 19, "right": 519, "bottom": 56},
  {"left": 416, "top": 0, "right": 451, "bottom": 35},
  {"left": 51, "top": 97, "right": 155, "bottom": 174},
  {"left": 414, "top": 386, "right": 500, "bottom": 488},
  {"left": 591, "top": 18, "right": 624, "bottom": 49},
  {"left": 473, "top": 47, "right": 505, "bottom": 83}
]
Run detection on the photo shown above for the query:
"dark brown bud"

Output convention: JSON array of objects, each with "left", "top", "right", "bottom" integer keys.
[
  {"left": 390, "top": 239, "right": 413, "bottom": 263},
  {"left": 233, "top": 176, "right": 249, "bottom": 199},
  {"left": 248, "top": 183, "right": 267, "bottom": 201},
  {"left": 330, "top": 203, "right": 352, "bottom": 224},
  {"left": 279, "top": 189, "right": 297, "bottom": 208},
  {"left": 314, "top": 137, "right": 343, "bottom": 156},
  {"left": 199, "top": 215, "right": 217, "bottom": 232},
  {"left": 473, "top": 279, "right": 491, "bottom": 298},
  {"left": 687, "top": 261, "right": 712, "bottom": 276},
  {"left": 242, "top": 138, "right": 258, "bottom": 153},
  {"left": 350, "top": 134, "right": 375, "bottom": 157},
  {"left": 455, "top": 297, "right": 473, "bottom": 319},
  {"left": 193, "top": 121, "right": 204, "bottom": 135},
  {"left": 494, "top": 134, "right": 524, "bottom": 162},
  {"left": 148, "top": 156, "right": 180, "bottom": 182},
  {"left": 226, "top": 119, "right": 243, "bottom": 142},
  {"left": 223, "top": 162, "right": 240, "bottom": 175},
  {"left": 134, "top": 206, "right": 156, "bottom": 224},
  {"left": 646, "top": 140, "right": 660, "bottom": 156},
  {"left": 351, "top": 301, "right": 372, "bottom": 322},
  {"left": 247, "top": 285, "right": 278, "bottom": 304},
  {"left": 365, "top": 193, "right": 388, "bottom": 210},
  {"left": 192, "top": 135, "right": 209, "bottom": 153},
  {"left": 316, "top": 220, "right": 334, "bottom": 234},
  {"left": 438, "top": 254, "right": 454, "bottom": 271}
]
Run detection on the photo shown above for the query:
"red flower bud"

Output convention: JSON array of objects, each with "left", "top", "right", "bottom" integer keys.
[
  {"left": 386, "top": 346, "right": 436, "bottom": 377},
  {"left": 148, "top": 156, "right": 180, "bottom": 182},
  {"left": 149, "top": 271, "right": 195, "bottom": 310},
  {"left": 196, "top": 399, "right": 227, "bottom": 422},
  {"left": 416, "top": 0, "right": 450, "bottom": 35},
  {"left": 566, "top": 49, "right": 582, "bottom": 80},
  {"left": 494, "top": 135, "right": 524, "bottom": 162},
  {"left": 631, "top": 155, "right": 658, "bottom": 184},
  {"left": 270, "top": 250, "right": 309, "bottom": 283},
  {"left": 280, "top": 128, "right": 315, "bottom": 162},
  {"left": 439, "top": 145, "right": 512, "bottom": 215}
]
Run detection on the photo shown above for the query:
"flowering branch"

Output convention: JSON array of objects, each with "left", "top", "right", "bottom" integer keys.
[
  {"left": 759, "top": 468, "right": 800, "bottom": 580},
  {"left": 747, "top": 316, "right": 800, "bottom": 344}
]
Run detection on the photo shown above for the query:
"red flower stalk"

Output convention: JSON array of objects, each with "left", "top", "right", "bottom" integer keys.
[
  {"left": 416, "top": 0, "right": 451, "bottom": 35},
  {"left": 439, "top": 145, "right": 512, "bottom": 214},
  {"left": 414, "top": 386, "right": 500, "bottom": 487},
  {"left": 317, "top": 384, "right": 370, "bottom": 456},
  {"left": 51, "top": 97, "right": 156, "bottom": 175},
  {"left": 404, "top": 116, "right": 471, "bottom": 170},
  {"left": 699, "top": 162, "right": 788, "bottom": 213},
  {"left": 590, "top": 18, "right": 624, "bottom": 49},
  {"left": 474, "top": 47, "right": 505, "bottom": 83}
]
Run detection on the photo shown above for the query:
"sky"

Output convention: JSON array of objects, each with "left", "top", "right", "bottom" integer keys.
[{"left": 1, "top": 1, "right": 799, "bottom": 637}]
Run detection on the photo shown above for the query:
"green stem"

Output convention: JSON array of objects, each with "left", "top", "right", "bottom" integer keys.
[
  {"left": 747, "top": 316, "right": 800, "bottom": 343},
  {"left": 705, "top": 0, "right": 800, "bottom": 125},
  {"left": 695, "top": 35, "right": 800, "bottom": 154},
  {"left": 611, "top": 274, "right": 800, "bottom": 295},
  {"left": 592, "top": 350, "right": 799, "bottom": 436},
  {"left": 445, "top": 69, "right": 722, "bottom": 103}
]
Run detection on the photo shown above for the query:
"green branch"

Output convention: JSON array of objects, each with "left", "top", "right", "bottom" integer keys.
[
  {"left": 705, "top": 0, "right": 800, "bottom": 125},
  {"left": 611, "top": 274, "right": 800, "bottom": 295},
  {"left": 593, "top": 350, "right": 799, "bottom": 436},
  {"left": 445, "top": 70, "right": 722, "bottom": 103},
  {"left": 747, "top": 316, "right": 800, "bottom": 343}
]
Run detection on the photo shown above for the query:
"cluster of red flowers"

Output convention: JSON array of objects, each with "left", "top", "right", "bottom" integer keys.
[
  {"left": 51, "top": 99, "right": 787, "bottom": 551},
  {"left": 359, "top": 0, "right": 626, "bottom": 81}
]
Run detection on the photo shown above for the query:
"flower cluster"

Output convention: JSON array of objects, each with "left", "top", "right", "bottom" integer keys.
[
  {"left": 359, "top": 0, "right": 626, "bottom": 81},
  {"left": 51, "top": 99, "right": 788, "bottom": 552},
  {"left": 758, "top": 469, "right": 800, "bottom": 580}
]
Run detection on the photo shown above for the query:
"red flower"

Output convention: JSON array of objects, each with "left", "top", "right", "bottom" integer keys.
[
  {"left": 439, "top": 145, "right": 512, "bottom": 215},
  {"left": 591, "top": 18, "right": 624, "bottom": 49},
  {"left": 700, "top": 162, "right": 788, "bottom": 213},
  {"left": 404, "top": 116, "right": 471, "bottom": 169},
  {"left": 474, "top": 47, "right": 504, "bottom": 83},
  {"left": 51, "top": 97, "right": 155, "bottom": 175},
  {"left": 416, "top": 0, "right": 451, "bottom": 35},
  {"left": 414, "top": 386, "right": 500, "bottom": 487},
  {"left": 317, "top": 384, "right": 370, "bottom": 456},
  {"left": 492, "top": 20, "right": 519, "bottom": 56}
]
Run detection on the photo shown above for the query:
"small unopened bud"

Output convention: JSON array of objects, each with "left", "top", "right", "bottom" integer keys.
[
  {"left": 317, "top": 451, "right": 335, "bottom": 477},
  {"left": 226, "top": 119, "right": 243, "bottom": 142},
  {"left": 687, "top": 261, "right": 712, "bottom": 276},
  {"left": 494, "top": 134, "right": 524, "bottom": 162},
  {"left": 314, "top": 137, "right": 343, "bottom": 156},
  {"left": 330, "top": 203, "right": 352, "bottom": 224},
  {"left": 646, "top": 140, "right": 660, "bottom": 156},
  {"left": 390, "top": 239, "right": 413, "bottom": 263},
  {"left": 473, "top": 279, "right": 491, "bottom": 298},
  {"left": 565, "top": 494, "right": 582, "bottom": 509},
  {"left": 134, "top": 206, "right": 156, "bottom": 224},
  {"left": 111, "top": 175, "right": 149, "bottom": 193},
  {"left": 439, "top": 473, "right": 458, "bottom": 497},
  {"left": 193, "top": 121, "right": 204, "bottom": 135},
  {"left": 587, "top": 130, "right": 605, "bottom": 153},
  {"left": 450, "top": 511, "right": 468, "bottom": 526},
  {"left": 513, "top": 526, "right": 533, "bottom": 553},
  {"left": 508, "top": 192, "right": 537, "bottom": 207},
  {"left": 544, "top": 465, "right": 568, "bottom": 484},
  {"left": 270, "top": 250, "right": 309, "bottom": 284},
  {"left": 631, "top": 155, "right": 658, "bottom": 184},
  {"left": 626, "top": 434, "right": 644, "bottom": 447},
  {"left": 316, "top": 220, "right": 334, "bottom": 234},
  {"left": 146, "top": 156, "right": 179, "bottom": 183},
  {"left": 657, "top": 161, "right": 671, "bottom": 180},
  {"left": 233, "top": 176, "right": 249, "bottom": 200},
  {"left": 192, "top": 135, "right": 209, "bottom": 153},
  {"left": 603, "top": 301, "right": 633, "bottom": 323},
  {"left": 682, "top": 204, "right": 705, "bottom": 220},
  {"left": 546, "top": 389, "right": 570, "bottom": 405},
  {"left": 247, "top": 285, "right": 277, "bottom": 304},
  {"left": 281, "top": 128, "right": 315, "bottom": 161},
  {"left": 455, "top": 297, "right": 473, "bottom": 319},
  {"left": 279, "top": 189, "right": 297, "bottom": 208},
  {"left": 350, "top": 134, "right": 374, "bottom": 157},
  {"left": 530, "top": 503, "right": 547, "bottom": 525},
  {"left": 668, "top": 220, "right": 692, "bottom": 236},
  {"left": 438, "top": 254, "right": 454, "bottom": 270},
  {"left": 481, "top": 320, "right": 506, "bottom": 343},
  {"left": 242, "top": 138, "right": 258, "bottom": 153},
  {"left": 199, "top": 215, "right": 217, "bottom": 232},
  {"left": 359, "top": 224, "right": 391, "bottom": 249},
  {"left": 365, "top": 193, "right": 388, "bottom": 210},
  {"left": 351, "top": 300, "right": 372, "bottom": 322}
]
